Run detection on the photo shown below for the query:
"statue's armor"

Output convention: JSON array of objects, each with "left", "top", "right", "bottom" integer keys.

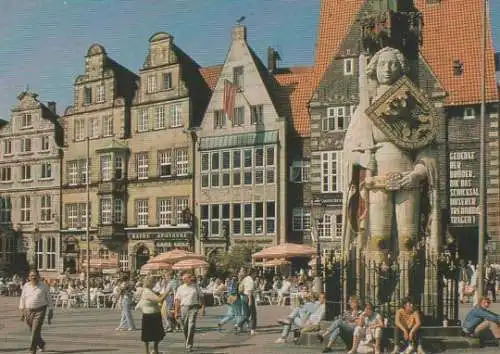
[{"left": 372, "top": 125, "right": 414, "bottom": 176}]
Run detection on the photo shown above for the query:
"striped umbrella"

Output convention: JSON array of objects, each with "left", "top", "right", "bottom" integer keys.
[
  {"left": 140, "top": 262, "right": 171, "bottom": 274},
  {"left": 172, "top": 259, "right": 209, "bottom": 271},
  {"left": 149, "top": 249, "right": 205, "bottom": 264}
]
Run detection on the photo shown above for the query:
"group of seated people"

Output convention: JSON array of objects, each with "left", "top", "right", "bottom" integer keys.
[{"left": 274, "top": 294, "right": 426, "bottom": 354}]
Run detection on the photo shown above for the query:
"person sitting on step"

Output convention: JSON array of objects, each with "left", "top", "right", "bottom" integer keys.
[
  {"left": 316, "top": 295, "right": 362, "bottom": 353},
  {"left": 462, "top": 296, "right": 500, "bottom": 344},
  {"left": 393, "top": 297, "right": 425, "bottom": 354},
  {"left": 274, "top": 292, "right": 326, "bottom": 344},
  {"left": 348, "top": 302, "right": 384, "bottom": 354}
]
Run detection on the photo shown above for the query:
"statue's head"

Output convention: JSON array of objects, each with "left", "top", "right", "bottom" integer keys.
[{"left": 366, "top": 47, "right": 407, "bottom": 85}]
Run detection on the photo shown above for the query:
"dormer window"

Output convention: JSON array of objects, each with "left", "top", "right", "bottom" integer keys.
[
  {"left": 344, "top": 58, "right": 354, "bottom": 75},
  {"left": 21, "top": 113, "right": 32, "bottom": 128},
  {"left": 84, "top": 87, "right": 92, "bottom": 105},
  {"left": 323, "top": 107, "right": 350, "bottom": 131},
  {"left": 163, "top": 72, "right": 172, "bottom": 90},
  {"left": 96, "top": 85, "right": 105, "bottom": 103},
  {"left": 464, "top": 107, "right": 476, "bottom": 120},
  {"left": 233, "top": 66, "right": 244, "bottom": 89},
  {"left": 147, "top": 75, "right": 157, "bottom": 93}
]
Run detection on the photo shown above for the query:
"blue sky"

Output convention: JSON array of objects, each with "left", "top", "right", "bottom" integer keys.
[{"left": 0, "top": 0, "right": 499, "bottom": 119}]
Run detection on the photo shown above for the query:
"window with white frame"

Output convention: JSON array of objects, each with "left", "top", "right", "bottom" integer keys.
[
  {"left": 176, "top": 198, "right": 189, "bottom": 224},
  {"left": 136, "top": 200, "right": 148, "bottom": 226},
  {"left": 154, "top": 105, "right": 166, "bottom": 129},
  {"left": 318, "top": 214, "right": 332, "bottom": 239},
  {"left": 211, "top": 152, "right": 220, "bottom": 187},
  {"left": 290, "top": 161, "right": 310, "bottom": 183},
  {"left": 201, "top": 153, "right": 209, "bottom": 187},
  {"left": 254, "top": 202, "right": 264, "bottom": 234},
  {"left": 41, "top": 136, "right": 50, "bottom": 151},
  {"left": 158, "top": 199, "right": 172, "bottom": 226},
  {"left": 3, "top": 140, "right": 12, "bottom": 155},
  {"left": 46, "top": 237, "right": 56, "bottom": 270},
  {"left": 138, "top": 109, "right": 149, "bottom": 132},
  {"left": 20, "top": 138, "right": 31, "bottom": 153},
  {"left": 158, "top": 150, "right": 172, "bottom": 177},
  {"left": 21, "top": 165, "right": 31, "bottom": 180},
  {"left": 89, "top": 117, "right": 100, "bottom": 138},
  {"left": 266, "top": 146, "right": 275, "bottom": 184},
  {"left": 266, "top": 201, "right": 276, "bottom": 233},
  {"left": 96, "top": 85, "right": 105, "bottom": 103},
  {"left": 83, "top": 87, "right": 92, "bottom": 105},
  {"left": 40, "top": 195, "right": 52, "bottom": 222},
  {"left": 67, "top": 161, "right": 78, "bottom": 185},
  {"left": 344, "top": 58, "right": 354, "bottom": 75},
  {"left": 119, "top": 250, "right": 129, "bottom": 271},
  {"left": 243, "top": 149, "right": 252, "bottom": 185},
  {"left": 41, "top": 163, "right": 52, "bottom": 179},
  {"left": 163, "top": 72, "right": 172, "bottom": 90},
  {"left": 103, "top": 115, "right": 113, "bottom": 136},
  {"left": 0, "top": 167, "right": 11, "bottom": 182},
  {"left": 136, "top": 152, "right": 149, "bottom": 179},
  {"left": 66, "top": 204, "right": 79, "bottom": 229},
  {"left": 74, "top": 119, "right": 85, "bottom": 140},
  {"left": 112, "top": 155, "right": 123, "bottom": 180},
  {"left": 200, "top": 205, "right": 209, "bottom": 237},
  {"left": 175, "top": 148, "right": 188, "bottom": 176},
  {"left": 214, "top": 109, "right": 225, "bottom": 129},
  {"left": 323, "top": 107, "right": 349, "bottom": 131},
  {"left": 0, "top": 197, "right": 12, "bottom": 223},
  {"left": 147, "top": 75, "right": 157, "bottom": 93},
  {"left": 321, "top": 151, "right": 343, "bottom": 193},
  {"left": 20, "top": 196, "right": 31, "bottom": 222},
  {"left": 233, "top": 66, "right": 244, "bottom": 88},
  {"left": 80, "top": 159, "right": 90, "bottom": 184},
  {"left": 292, "top": 207, "right": 311, "bottom": 231},
  {"left": 221, "top": 151, "right": 230, "bottom": 186},
  {"left": 100, "top": 198, "right": 113, "bottom": 224},
  {"left": 100, "top": 154, "right": 112, "bottom": 181},
  {"left": 232, "top": 204, "right": 241, "bottom": 235},
  {"left": 114, "top": 198, "right": 123, "bottom": 224},
  {"left": 464, "top": 107, "right": 476, "bottom": 120},
  {"left": 333, "top": 214, "right": 343, "bottom": 239},
  {"left": 81, "top": 202, "right": 91, "bottom": 227},
  {"left": 21, "top": 113, "right": 33, "bottom": 128},
  {"left": 232, "top": 106, "right": 244, "bottom": 126},
  {"left": 171, "top": 103, "right": 182, "bottom": 127},
  {"left": 211, "top": 204, "right": 220, "bottom": 235},
  {"left": 243, "top": 203, "right": 252, "bottom": 235},
  {"left": 250, "top": 105, "right": 264, "bottom": 125},
  {"left": 35, "top": 240, "right": 43, "bottom": 269},
  {"left": 254, "top": 148, "right": 264, "bottom": 185}
]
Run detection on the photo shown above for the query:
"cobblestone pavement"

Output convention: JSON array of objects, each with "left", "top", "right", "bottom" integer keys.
[{"left": 0, "top": 296, "right": 498, "bottom": 354}]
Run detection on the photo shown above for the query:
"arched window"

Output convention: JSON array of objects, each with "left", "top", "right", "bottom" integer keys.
[
  {"left": 46, "top": 237, "right": 56, "bottom": 270},
  {"left": 35, "top": 240, "right": 44, "bottom": 269}
]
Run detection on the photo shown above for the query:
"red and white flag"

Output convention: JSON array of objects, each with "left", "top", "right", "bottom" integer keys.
[{"left": 223, "top": 79, "right": 237, "bottom": 121}]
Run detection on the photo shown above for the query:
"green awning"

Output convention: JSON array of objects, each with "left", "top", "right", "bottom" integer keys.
[{"left": 199, "top": 130, "right": 279, "bottom": 151}]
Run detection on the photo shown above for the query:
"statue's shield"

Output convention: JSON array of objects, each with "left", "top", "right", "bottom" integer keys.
[{"left": 365, "top": 76, "right": 439, "bottom": 150}]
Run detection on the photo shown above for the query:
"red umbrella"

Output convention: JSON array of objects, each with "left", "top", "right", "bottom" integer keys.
[
  {"left": 141, "top": 262, "right": 171, "bottom": 272},
  {"left": 172, "top": 259, "right": 209, "bottom": 270},
  {"left": 252, "top": 243, "right": 316, "bottom": 260},
  {"left": 149, "top": 249, "right": 205, "bottom": 264}
]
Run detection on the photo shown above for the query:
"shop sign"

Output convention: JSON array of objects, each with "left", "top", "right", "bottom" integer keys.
[{"left": 449, "top": 151, "right": 479, "bottom": 226}]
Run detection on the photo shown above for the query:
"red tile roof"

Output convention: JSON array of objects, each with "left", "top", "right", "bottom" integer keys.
[
  {"left": 200, "top": 64, "right": 223, "bottom": 91},
  {"left": 416, "top": 0, "right": 498, "bottom": 105}
]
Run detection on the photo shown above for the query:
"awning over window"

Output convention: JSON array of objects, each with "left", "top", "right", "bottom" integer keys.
[{"left": 199, "top": 130, "right": 279, "bottom": 151}]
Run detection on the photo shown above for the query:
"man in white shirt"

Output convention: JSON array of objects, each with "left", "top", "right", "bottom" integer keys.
[
  {"left": 237, "top": 268, "right": 257, "bottom": 335},
  {"left": 19, "top": 269, "right": 53, "bottom": 354},
  {"left": 174, "top": 272, "right": 205, "bottom": 352}
]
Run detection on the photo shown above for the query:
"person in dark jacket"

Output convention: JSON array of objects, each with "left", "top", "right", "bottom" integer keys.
[{"left": 462, "top": 296, "right": 500, "bottom": 341}]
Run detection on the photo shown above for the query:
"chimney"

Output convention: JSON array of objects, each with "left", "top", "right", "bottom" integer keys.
[
  {"left": 47, "top": 102, "right": 56, "bottom": 115},
  {"left": 267, "top": 47, "right": 281, "bottom": 73},
  {"left": 232, "top": 25, "right": 247, "bottom": 41}
]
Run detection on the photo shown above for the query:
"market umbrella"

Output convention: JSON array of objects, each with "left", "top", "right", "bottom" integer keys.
[
  {"left": 172, "top": 259, "right": 209, "bottom": 271},
  {"left": 140, "top": 262, "right": 171, "bottom": 274},
  {"left": 149, "top": 249, "right": 205, "bottom": 264},
  {"left": 252, "top": 243, "right": 317, "bottom": 260},
  {"left": 264, "top": 258, "right": 291, "bottom": 267}
]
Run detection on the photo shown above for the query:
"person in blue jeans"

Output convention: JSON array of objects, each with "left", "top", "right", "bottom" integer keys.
[
  {"left": 116, "top": 276, "right": 136, "bottom": 331},
  {"left": 217, "top": 291, "right": 246, "bottom": 331},
  {"left": 316, "top": 295, "right": 361, "bottom": 353},
  {"left": 462, "top": 296, "right": 500, "bottom": 341}
]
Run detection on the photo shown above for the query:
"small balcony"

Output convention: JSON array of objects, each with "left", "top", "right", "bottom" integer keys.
[
  {"left": 97, "top": 180, "right": 127, "bottom": 195},
  {"left": 97, "top": 224, "right": 126, "bottom": 241}
]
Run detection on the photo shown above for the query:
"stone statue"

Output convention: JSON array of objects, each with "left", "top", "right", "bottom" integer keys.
[{"left": 342, "top": 46, "right": 440, "bottom": 265}]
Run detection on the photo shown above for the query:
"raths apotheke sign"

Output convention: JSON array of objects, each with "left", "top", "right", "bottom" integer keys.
[{"left": 449, "top": 150, "right": 480, "bottom": 226}]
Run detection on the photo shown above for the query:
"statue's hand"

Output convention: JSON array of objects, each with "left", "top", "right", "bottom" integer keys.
[{"left": 399, "top": 171, "right": 420, "bottom": 189}]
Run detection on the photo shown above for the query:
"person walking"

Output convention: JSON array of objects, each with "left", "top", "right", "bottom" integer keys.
[
  {"left": 135, "top": 277, "right": 168, "bottom": 354},
  {"left": 485, "top": 263, "right": 497, "bottom": 302},
  {"left": 174, "top": 272, "right": 205, "bottom": 352},
  {"left": 115, "top": 275, "right": 136, "bottom": 331},
  {"left": 19, "top": 269, "right": 53, "bottom": 354},
  {"left": 237, "top": 268, "right": 257, "bottom": 335}
]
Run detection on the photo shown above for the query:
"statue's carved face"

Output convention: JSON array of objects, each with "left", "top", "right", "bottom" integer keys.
[{"left": 376, "top": 51, "right": 402, "bottom": 85}]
